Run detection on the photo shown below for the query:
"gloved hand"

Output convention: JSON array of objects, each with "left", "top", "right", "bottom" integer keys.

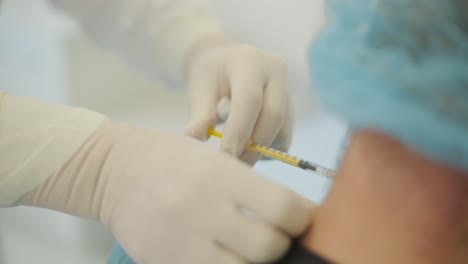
[
  {"left": 19, "top": 120, "right": 314, "bottom": 264},
  {"left": 184, "top": 34, "right": 293, "bottom": 166}
]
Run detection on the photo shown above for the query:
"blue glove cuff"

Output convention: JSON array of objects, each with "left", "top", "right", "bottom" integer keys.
[{"left": 108, "top": 243, "right": 134, "bottom": 264}]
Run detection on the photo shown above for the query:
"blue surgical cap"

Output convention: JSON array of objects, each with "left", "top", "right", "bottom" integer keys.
[{"left": 309, "top": 0, "right": 468, "bottom": 170}]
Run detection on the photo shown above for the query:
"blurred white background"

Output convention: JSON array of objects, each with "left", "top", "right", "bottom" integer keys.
[{"left": 0, "top": 0, "right": 346, "bottom": 263}]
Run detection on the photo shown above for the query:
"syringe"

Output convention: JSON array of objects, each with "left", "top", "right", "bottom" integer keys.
[{"left": 206, "top": 128, "right": 336, "bottom": 179}]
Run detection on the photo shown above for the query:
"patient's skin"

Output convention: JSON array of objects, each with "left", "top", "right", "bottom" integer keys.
[{"left": 302, "top": 130, "right": 468, "bottom": 264}]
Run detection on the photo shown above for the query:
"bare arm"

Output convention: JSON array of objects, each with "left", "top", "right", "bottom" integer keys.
[{"left": 302, "top": 130, "right": 468, "bottom": 264}]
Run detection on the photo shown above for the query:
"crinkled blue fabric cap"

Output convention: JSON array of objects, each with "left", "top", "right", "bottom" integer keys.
[
  {"left": 310, "top": 0, "right": 468, "bottom": 170},
  {"left": 108, "top": 243, "right": 134, "bottom": 264}
]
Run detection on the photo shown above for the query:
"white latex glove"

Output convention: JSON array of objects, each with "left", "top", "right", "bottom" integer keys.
[
  {"left": 19, "top": 120, "right": 314, "bottom": 264},
  {"left": 185, "top": 34, "right": 293, "bottom": 166}
]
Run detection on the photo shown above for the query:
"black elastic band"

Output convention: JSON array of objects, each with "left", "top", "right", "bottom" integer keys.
[{"left": 274, "top": 240, "right": 334, "bottom": 264}]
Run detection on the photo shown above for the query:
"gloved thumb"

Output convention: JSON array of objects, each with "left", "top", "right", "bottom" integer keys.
[
  {"left": 185, "top": 76, "right": 219, "bottom": 141},
  {"left": 185, "top": 114, "right": 216, "bottom": 141}
]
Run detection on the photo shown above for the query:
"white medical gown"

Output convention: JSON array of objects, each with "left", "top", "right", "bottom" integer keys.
[{"left": 0, "top": 0, "right": 222, "bottom": 206}]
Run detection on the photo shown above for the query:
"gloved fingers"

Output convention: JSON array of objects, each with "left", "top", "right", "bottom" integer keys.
[
  {"left": 273, "top": 102, "right": 293, "bottom": 152},
  {"left": 210, "top": 243, "right": 247, "bottom": 264},
  {"left": 185, "top": 73, "right": 220, "bottom": 141},
  {"left": 232, "top": 172, "right": 316, "bottom": 236},
  {"left": 215, "top": 206, "right": 290, "bottom": 263},
  {"left": 221, "top": 66, "right": 264, "bottom": 158},
  {"left": 239, "top": 68, "right": 289, "bottom": 165},
  {"left": 188, "top": 239, "right": 246, "bottom": 264},
  {"left": 259, "top": 102, "right": 293, "bottom": 162}
]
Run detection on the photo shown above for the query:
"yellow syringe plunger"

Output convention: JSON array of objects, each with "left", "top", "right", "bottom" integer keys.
[{"left": 206, "top": 127, "right": 336, "bottom": 179}]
